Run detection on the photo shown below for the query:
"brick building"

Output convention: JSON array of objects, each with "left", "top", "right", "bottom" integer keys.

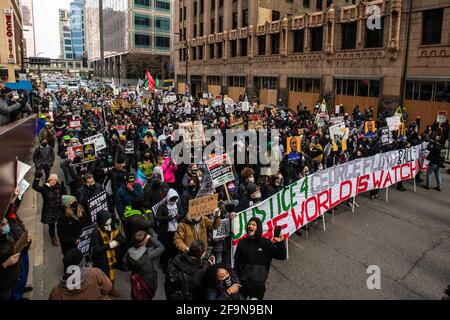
[{"left": 174, "top": 0, "right": 450, "bottom": 128}]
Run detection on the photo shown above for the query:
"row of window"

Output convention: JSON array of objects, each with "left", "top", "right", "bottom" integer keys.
[
  {"left": 134, "top": 0, "right": 170, "bottom": 11},
  {"left": 334, "top": 79, "right": 380, "bottom": 97},
  {"left": 288, "top": 78, "right": 321, "bottom": 93},
  {"left": 135, "top": 14, "right": 170, "bottom": 32},
  {"left": 135, "top": 33, "right": 170, "bottom": 49},
  {"left": 405, "top": 81, "right": 450, "bottom": 103}
]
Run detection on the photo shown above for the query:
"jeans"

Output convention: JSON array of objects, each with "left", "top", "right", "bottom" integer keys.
[
  {"left": 426, "top": 164, "right": 442, "bottom": 188},
  {"left": 10, "top": 250, "right": 29, "bottom": 300}
]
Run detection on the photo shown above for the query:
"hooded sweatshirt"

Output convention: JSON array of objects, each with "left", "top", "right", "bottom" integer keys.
[{"left": 166, "top": 188, "right": 180, "bottom": 232}]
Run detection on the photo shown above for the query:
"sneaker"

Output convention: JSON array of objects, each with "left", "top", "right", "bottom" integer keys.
[
  {"left": 434, "top": 187, "right": 442, "bottom": 192},
  {"left": 354, "top": 201, "right": 360, "bottom": 207},
  {"left": 51, "top": 237, "right": 59, "bottom": 247},
  {"left": 424, "top": 186, "right": 431, "bottom": 190},
  {"left": 375, "top": 195, "right": 381, "bottom": 200},
  {"left": 397, "top": 187, "right": 406, "bottom": 192}
]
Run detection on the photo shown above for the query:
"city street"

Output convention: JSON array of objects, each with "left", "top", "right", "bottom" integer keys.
[{"left": 26, "top": 168, "right": 450, "bottom": 300}]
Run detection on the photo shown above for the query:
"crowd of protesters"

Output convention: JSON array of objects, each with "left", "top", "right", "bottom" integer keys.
[{"left": 1, "top": 82, "right": 449, "bottom": 301}]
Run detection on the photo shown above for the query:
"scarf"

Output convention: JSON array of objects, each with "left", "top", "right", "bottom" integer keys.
[{"left": 97, "top": 227, "right": 120, "bottom": 282}]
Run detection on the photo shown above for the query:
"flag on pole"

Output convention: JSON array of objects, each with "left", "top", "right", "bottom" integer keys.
[
  {"left": 156, "top": 76, "right": 159, "bottom": 89},
  {"left": 145, "top": 70, "right": 155, "bottom": 91}
]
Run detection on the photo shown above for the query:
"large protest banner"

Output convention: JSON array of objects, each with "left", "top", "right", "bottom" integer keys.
[
  {"left": 87, "top": 191, "right": 109, "bottom": 223},
  {"left": 232, "top": 143, "right": 428, "bottom": 249},
  {"left": 83, "top": 133, "right": 106, "bottom": 152},
  {"left": 206, "top": 153, "right": 235, "bottom": 188}
]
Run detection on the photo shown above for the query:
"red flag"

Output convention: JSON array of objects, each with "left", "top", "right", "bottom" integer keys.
[{"left": 146, "top": 70, "right": 155, "bottom": 91}]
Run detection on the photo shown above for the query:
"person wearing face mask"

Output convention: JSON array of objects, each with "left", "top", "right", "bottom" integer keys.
[
  {"left": 144, "top": 173, "right": 170, "bottom": 208},
  {"left": 33, "top": 137, "right": 55, "bottom": 182},
  {"left": 33, "top": 173, "right": 65, "bottom": 247},
  {"left": 75, "top": 173, "right": 103, "bottom": 213},
  {"left": 0, "top": 218, "right": 21, "bottom": 300},
  {"left": 49, "top": 248, "right": 113, "bottom": 300},
  {"left": 156, "top": 189, "right": 185, "bottom": 272},
  {"left": 115, "top": 174, "right": 144, "bottom": 221},
  {"left": 137, "top": 152, "right": 155, "bottom": 182},
  {"left": 174, "top": 205, "right": 222, "bottom": 256},
  {"left": 182, "top": 164, "right": 203, "bottom": 189},
  {"left": 161, "top": 149, "right": 178, "bottom": 189},
  {"left": 90, "top": 210, "right": 126, "bottom": 298},
  {"left": 57, "top": 195, "right": 91, "bottom": 255},
  {"left": 205, "top": 265, "right": 242, "bottom": 300},
  {"left": 238, "top": 167, "right": 255, "bottom": 196},
  {"left": 265, "top": 174, "right": 285, "bottom": 198},
  {"left": 181, "top": 177, "right": 200, "bottom": 214},
  {"left": 233, "top": 217, "right": 286, "bottom": 300}
]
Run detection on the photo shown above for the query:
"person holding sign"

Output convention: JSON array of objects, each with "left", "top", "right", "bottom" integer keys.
[
  {"left": 57, "top": 195, "right": 90, "bottom": 255},
  {"left": 234, "top": 217, "right": 286, "bottom": 300}
]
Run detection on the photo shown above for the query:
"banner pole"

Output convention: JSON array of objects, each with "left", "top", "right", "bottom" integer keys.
[
  {"left": 322, "top": 213, "right": 326, "bottom": 232},
  {"left": 285, "top": 239, "right": 289, "bottom": 260},
  {"left": 332, "top": 208, "right": 335, "bottom": 223},
  {"left": 385, "top": 187, "right": 389, "bottom": 203},
  {"left": 224, "top": 183, "right": 232, "bottom": 202},
  {"left": 352, "top": 196, "right": 355, "bottom": 213},
  {"left": 413, "top": 176, "right": 417, "bottom": 192}
]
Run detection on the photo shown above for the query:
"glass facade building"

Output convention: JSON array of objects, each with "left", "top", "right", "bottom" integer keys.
[{"left": 70, "top": 0, "right": 85, "bottom": 59}]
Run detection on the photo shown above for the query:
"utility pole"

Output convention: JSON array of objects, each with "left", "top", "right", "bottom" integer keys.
[{"left": 99, "top": 0, "right": 104, "bottom": 83}]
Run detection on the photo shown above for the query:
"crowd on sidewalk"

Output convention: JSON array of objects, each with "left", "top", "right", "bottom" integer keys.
[{"left": 1, "top": 82, "right": 449, "bottom": 301}]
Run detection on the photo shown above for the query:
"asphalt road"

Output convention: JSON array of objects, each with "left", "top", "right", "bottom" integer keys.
[{"left": 30, "top": 169, "right": 450, "bottom": 300}]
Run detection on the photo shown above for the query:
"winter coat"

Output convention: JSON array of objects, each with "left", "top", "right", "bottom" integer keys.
[
  {"left": 123, "top": 207, "right": 156, "bottom": 245},
  {"left": 144, "top": 182, "right": 170, "bottom": 207},
  {"left": 75, "top": 183, "right": 104, "bottom": 212},
  {"left": 180, "top": 188, "right": 197, "bottom": 214},
  {"left": 57, "top": 207, "right": 91, "bottom": 255},
  {"left": 234, "top": 235, "right": 286, "bottom": 289},
  {"left": 108, "top": 168, "right": 127, "bottom": 196},
  {"left": 32, "top": 179, "right": 64, "bottom": 224},
  {"left": 90, "top": 227, "right": 127, "bottom": 276},
  {"left": 173, "top": 216, "right": 221, "bottom": 253},
  {"left": 0, "top": 98, "right": 22, "bottom": 126},
  {"left": 115, "top": 183, "right": 144, "bottom": 218},
  {"left": 427, "top": 141, "right": 443, "bottom": 165},
  {"left": 161, "top": 157, "right": 177, "bottom": 183},
  {"left": 123, "top": 238, "right": 165, "bottom": 293},
  {"left": 33, "top": 145, "right": 55, "bottom": 168},
  {"left": 49, "top": 267, "right": 112, "bottom": 300},
  {"left": 156, "top": 189, "right": 185, "bottom": 243},
  {"left": 0, "top": 238, "right": 20, "bottom": 293}
]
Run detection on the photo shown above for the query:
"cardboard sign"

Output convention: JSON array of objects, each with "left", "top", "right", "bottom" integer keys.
[
  {"left": 330, "top": 116, "right": 344, "bottom": 125},
  {"left": 125, "top": 141, "right": 135, "bottom": 154},
  {"left": 67, "top": 145, "right": 83, "bottom": 161},
  {"left": 184, "top": 102, "right": 191, "bottom": 114},
  {"left": 248, "top": 120, "right": 264, "bottom": 130},
  {"left": 437, "top": 111, "right": 447, "bottom": 123},
  {"left": 83, "top": 134, "right": 106, "bottom": 152},
  {"left": 83, "top": 143, "right": 97, "bottom": 161},
  {"left": 188, "top": 194, "right": 218, "bottom": 217},
  {"left": 286, "top": 136, "right": 301, "bottom": 154},
  {"left": 200, "top": 98, "right": 209, "bottom": 106},
  {"left": 16, "top": 160, "right": 31, "bottom": 187},
  {"left": 14, "top": 231, "right": 29, "bottom": 254},
  {"left": 386, "top": 114, "right": 402, "bottom": 131},
  {"left": 230, "top": 118, "right": 245, "bottom": 131},
  {"left": 213, "top": 218, "right": 231, "bottom": 239},
  {"left": 87, "top": 191, "right": 109, "bottom": 223},
  {"left": 206, "top": 153, "right": 235, "bottom": 188},
  {"left": 69, "top": 120, "right": 81, "bottom": 129},
  {"left": 77, "top": 224, "right": 97, "bottom": 256},
  {"left": 179, "top": 121, "right": 206, "bottom": 146}
]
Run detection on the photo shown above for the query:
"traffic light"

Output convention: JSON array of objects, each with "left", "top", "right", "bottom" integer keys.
[{"left": 83, "top": 57, "right": 88, "bottom": 68}]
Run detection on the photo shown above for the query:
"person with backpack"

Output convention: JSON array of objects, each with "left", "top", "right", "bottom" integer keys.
[
  {"left": 123, "top": 198, "right": 156, "bottom": 247},
  {"left": 234, "top": 217, "right": 286, "bottom": 300},
  {"left": 123, "top": 231, "right": 165, "bottom": 300},
  {"left": 165, "top": 239, "right": 213, "bottom": 300}
]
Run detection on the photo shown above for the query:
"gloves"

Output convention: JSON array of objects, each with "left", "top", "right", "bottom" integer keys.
[{"left": 109, "top": 240, "right": 119, "bottom": 249}]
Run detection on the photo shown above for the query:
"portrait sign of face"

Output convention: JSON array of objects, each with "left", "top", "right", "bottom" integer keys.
[{"left": 287, "top": 136, "right": 301, "bottom": 154}]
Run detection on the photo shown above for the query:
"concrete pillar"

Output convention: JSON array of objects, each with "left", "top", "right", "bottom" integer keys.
[
  {"left": 237, "top": 0, "right": 243, "bottom": 28},
  {"left": 204, "top": 0, "right": 211, "bottom": 35},
  {"left": 215, "top": 0, "right": 219, "bottom": 33}
]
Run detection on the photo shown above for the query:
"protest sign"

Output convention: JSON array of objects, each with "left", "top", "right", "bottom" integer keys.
[
  {"left": 77, "top": 224, "right": 97, "bottom": 256},
  {"left": 248, "top": 119, "right": 264, "bottom": 130},
  {"left": 83, "top": 143, "right": 97, "bottom": 161},
  {"left": 125, "top": 141, "right": 135, "bottom": 154},
  {"left": 69, "top": 120, "right": 81, "bottom": 129},
  {"left": 17, "top": 179, "right": 30, "bottom": 200},
  {"left": 87, "top": 191, "right": 109, "bottom": 223},
  {"left": 16, "top": 160, "right": 31, "bottom": 187},
  {"left": 188, "top": 194, "right": 218, "bottom": 218},
  {"left": 67, "top": 145, "right": 83, "bottom": 161},
  {"left": 213, "top": 219, "right": 231, "bottom": 240},
  {"left": 232, "top": 142, "right": 428, "bottom": 251},
  {"left": 179, "top": 121, "right": 206, "bottom": 146},
  {"left": 437, "top": 111, "right": 447, "bottom": 123},
  {"left": 386, "top": 114, "right": 402, "bottom": 132},
  {"left": 225, "top": 103, "right": 235, "bottom": 114},
  {"left": 329, "top": 122, "right": 347, "bottom": 140},
  {"left": 184, "top": 102, "right": 191, "bottom": 114},
  {"left": 206, "top": 153, "right": 235, "bottom": 188},
  {"left": 381, "top": 127, "right": 391, "bottom": 145},
  {"left": 365, "top": 121, "right": 377, "bottom": 134},
  {"left": 241, "top": 101, "right": 249, "bottom": 112},
  {"left": 330, "top": 116, "right": 344, "bottom": 125},
  {"left": 83, "top": 134, "right": 106, "bottom": 152},
  {"left": 335, "top": 105, "right": 341, "bottom": 115},
  {"left": 14, "top": 231, "right": 29, "bottom": 254},
  {"left": 286, "top": 136, "right": 301, "bottom": 154},
  {"left": 152, "top": 196, "right": 168, "bottom": 218},
  {"left": 200, "top": 98, "right": 209, "bottom": 106}
]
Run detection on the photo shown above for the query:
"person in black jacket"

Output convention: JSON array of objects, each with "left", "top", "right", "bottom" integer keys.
[
  {"left": 57, "top": 195, "right": 91, "bottom": 255},
  {"left": 90, "top": 210, "right": 126, "bottom": 298},
  {"left": 75, "top": 173, "right": 103, "bottom": 212},
  {"left": 180, "top": 176, "right": 199, "bottom": 214},
  {"left": 0, "top": 218, "right": 21, "bottom": 300},
  {"left": 234, "top": 217, "right": 286, "bottom": 300},
  {"left": 144, "top": 173, "right": 170, "bottom": 208},
  {"left": 123, "top": 198, "right": 156, "bottom": 247},
  {"left": 425, "top": 135, "right": 443, "bottom": 191}
]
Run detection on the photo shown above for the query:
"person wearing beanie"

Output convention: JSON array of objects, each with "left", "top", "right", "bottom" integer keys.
[
  {"left": 57, "top": 195, "right": 91, "bottom": 255},
  {"left": 115, "top": 173, "right": 144, "bottom": 220},
  {"left": 33, "top": 137, "right": 55, "bottom": 181},
  {"left": 89, "top": 211, "right": 126, "bottom": 298},
  {"left": 49, "top": 248, "right": 113, "bottom": 300},
  {"left": 234, "top": 217, "right": 286, "bottom": 300}
]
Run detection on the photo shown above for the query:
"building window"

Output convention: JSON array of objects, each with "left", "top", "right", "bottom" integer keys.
[
  {"left": 135, "top": 14, "right": 151, "bottom": 29},
  {"left": 254, "top": 77, "right": 277, "bottom": 90},
  {"left": 134, "top": 0, "right": 150, "bottom": 8},
  {"left": 200, "top": 0, "right": 204, "bottom": 13},
  {"left": 316, "top": 0, "right": 322, "bottom": 11},
  {"left": 219, "top": 17, "right": 223, "bottom": 32},
  {"left": 184, "top": 7, "right": 186, "bottom": 20},
  {"left": 217, "top": 42, "right": 223, "bottom": 58},
  {"left": 200, "top": 23, "right": 204, "bottom": 36},
  {"left": 230, "top": 40, "right": 237, "bottom": 57},
  {"left": 228, "top": 76, "right": 245, "bottom": 87},
  {"left": 258, "top": 36, "right": 266, "bottom": 55},
  {"left": 155, "top": 17, "right": 170, "bottom": 32},
  {"left": 341, "top": 22, "right": 357, "bottom": 50},
  {"left": 135, "top": 33, "right": 151, "bottom": 47},
  {"left": 209, "top": 44, "right": 215, "bottom": 59},
  {"left": 365, "top": 17, "right": 384, "bottom": 48},
  {"left": 155, "top": 35, "right": 170, "bottom": 49},
  {"left": 272, "top": 10, "right": 280, "bottom": 21},
  {"left": 64, "top": 39, "right": 72, "bottom": 45},
  {"left": 179, "top": 8, "right": 183, "bottom": 22},
  {"left": 232, "top": 12, "right": 238, "bottom": 29},
  {"left": 303, "top": 0, "right": 310, "bottom": 8},
  {"left": 211, "top": 0, "right": 215, "bottom": 10},
  {"left": 192, "top": 47, "right": 197, "bottom": 60},
  {"left": 198, "top": 46, "right": 203, "bottom": 60},
  {"left": 208, "top": 76, "right": 221, "bottom": 85},
  {"left": 310, "top": 27, "right": 323, "bottom": 51},
  {"left": 271, "top": 33, "right": 280, "bottom": 54},
  {"left": 211, "top": 19, "right": 215, "bottom": 33},
  {"left": 422, "top": 8, "right": 443, "bottom": 45},
  {"left": 335, "top": 79, "right": 380, "bottom": 97},
  {"left": 243, "top": 10, "right": 248, "bottom": 27},
  {"left": 193, "top": 24, "right": 197, "bottom": 37},
  {"left": 155, "top": 0, "right": 170, "bottom": 12},
  {"left": 240, "top": 38, "right": 248, "bottom": 56},
  {"left": 293, "top": 29, "right": 304, "bottom": 53}
]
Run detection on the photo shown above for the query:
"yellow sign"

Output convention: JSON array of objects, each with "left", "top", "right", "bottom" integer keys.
[
  {"left": 286, "top": 136, "right": 301, "bottom": 154},
  {"left": 364, "top": 121, "right": 377, "bottom": 134},
  {"left": 188, "top": 194, "right": 218, "bottom": 218}
]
